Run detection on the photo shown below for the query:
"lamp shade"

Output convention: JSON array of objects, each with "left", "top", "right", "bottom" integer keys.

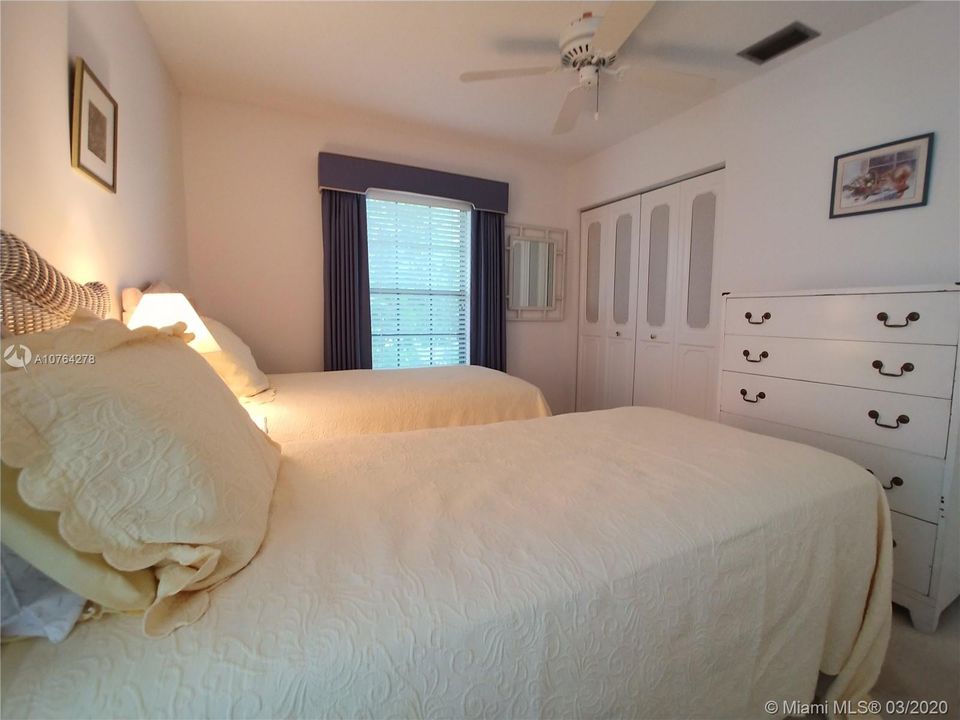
[{"left": 127, "top": 293, "right": 221, "bottom": 354}]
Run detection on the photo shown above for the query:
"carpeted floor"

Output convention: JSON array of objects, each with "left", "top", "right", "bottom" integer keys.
[{"left": 872, "top": 600, "right": 960, "bottom": 719}]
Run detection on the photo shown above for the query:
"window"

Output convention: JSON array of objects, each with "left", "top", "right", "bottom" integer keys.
[{"left": 366, "top": 192, "right": 471, "bottom": 369}]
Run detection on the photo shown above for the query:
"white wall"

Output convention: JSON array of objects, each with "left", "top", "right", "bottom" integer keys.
[
  {"left": 568, "top": 2, "right": 960, "bottom": 297},
  {"left": 179, "top": 96, "right": 579, "bottom": 412},
  {"left": 1, "top": 2, "right": 189, "bottom": 308}
]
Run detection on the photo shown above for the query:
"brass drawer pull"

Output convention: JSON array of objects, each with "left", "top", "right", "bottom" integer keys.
[
  {"left": 872, "top": 360, "right": 914, "bottom": 377},
  {"left": 745, "top": 312, "right": 771, "bottom": 325},
  {"left": 743, "top": 350, "right": 769, "bottom": 363},
  {"left": 868, "top": 410, "right": 909, "bottom": 429},
  {"left": 882, "top": 476, "right": 905, "bottom": 491},
  {"left": 865, "top": 468, "right": 905, "bottom": 491},
  {"left": 740, "top": 389, "right": 765, "bottom": 403},
  {"left": 877, "top": 311, "right": 919, "bottom": 328}
]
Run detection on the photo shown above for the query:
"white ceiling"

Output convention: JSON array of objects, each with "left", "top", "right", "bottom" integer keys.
[{"left": 138, "top": 1, "right": 907, "bottom": 161}]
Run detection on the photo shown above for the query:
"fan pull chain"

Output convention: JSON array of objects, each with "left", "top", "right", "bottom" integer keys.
[{"left": 595, "top": 72, "right": 600, "bottom": 120}]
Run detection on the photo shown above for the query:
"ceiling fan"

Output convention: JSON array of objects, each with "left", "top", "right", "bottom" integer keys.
[{"left": 460, "top": 2, "right": 712, "bottom": 135}]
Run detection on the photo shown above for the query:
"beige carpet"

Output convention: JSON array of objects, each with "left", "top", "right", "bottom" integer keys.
[{"left": 872, "top": 600, "right": 960, "bottom": 719}]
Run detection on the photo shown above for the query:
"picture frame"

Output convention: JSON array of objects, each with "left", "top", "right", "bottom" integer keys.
[
  {"left": 71, "top": 58, "right": 118, "bottom": 192},
  {"left": 829, "top": 133, "right": 932, "bottom": 218}
]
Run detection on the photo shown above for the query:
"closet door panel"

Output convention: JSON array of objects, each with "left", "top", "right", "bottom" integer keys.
[
  {"left": 606, "top": 338, "right": 638, "bottom": 408},
  {"left": 676, "top": 171, "right": 723, "bottom": 348},
  {"left": 637, "top": 185, "right": 680, "bottom": 345},
  {"left": 633, "top": 340, "right": 674, "bottom": 409},
  {"left": 674, "top": 344, "right": 718, "bottom": 419},
  {"left": 577, "top": 207, "right": 606, "bottom": 412},
  {"left": 580, "top": 214, "right": 605, "bottom": 336},
  {"left": 608, "top": 196, "right": 641, "bottom": 339},
  {"left": 602, "top": 195, "right": 641, "bottom": 409},
  {"left": 685, "top": 193, "right": 716, "bottom": 329},
  {"left": 612, "top": 214, "right": 634, "bottom": 326},
  {"left": 577, "top": 334, "right": 604, "bottom": 411}
]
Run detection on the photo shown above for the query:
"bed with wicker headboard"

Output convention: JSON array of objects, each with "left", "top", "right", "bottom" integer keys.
[
  {"left": 0, "top": 231, "right": 552, "bottom": 443},
  {"left": 0, "top": 231, "right": 110, "bottom": 336}
]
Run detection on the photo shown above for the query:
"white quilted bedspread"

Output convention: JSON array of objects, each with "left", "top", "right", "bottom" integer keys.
[
  {"left": 246, "top": 366, "right": 552, "bottom": 443},
  {"left": 1, "top": 408, "right": 891, "bottom": 719}
]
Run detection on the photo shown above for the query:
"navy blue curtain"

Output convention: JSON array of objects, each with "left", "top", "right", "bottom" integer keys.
[
  {"left": 322, "top": 190, "right": 372, "bottom": 371},
  {"left": 470, "top": 210, "right": 506, "bottom": 371}
]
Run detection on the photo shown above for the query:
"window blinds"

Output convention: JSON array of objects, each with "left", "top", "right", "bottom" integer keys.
[{"left": 365, "top": 194, "right": 471, "bottom": 369}]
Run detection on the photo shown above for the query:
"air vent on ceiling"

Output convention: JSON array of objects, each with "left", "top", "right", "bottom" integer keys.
[{"left": 737, "top": 22, "right": 820, "bottom": 65}]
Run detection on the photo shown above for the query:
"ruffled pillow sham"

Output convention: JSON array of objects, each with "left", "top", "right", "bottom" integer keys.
[{"left": 0, "top": 316, "right": 280, "bottom": 637}]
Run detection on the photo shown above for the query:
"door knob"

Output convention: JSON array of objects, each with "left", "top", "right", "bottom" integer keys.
[{"left": 650, "top": 333, "right": 657, "bottom": 340}]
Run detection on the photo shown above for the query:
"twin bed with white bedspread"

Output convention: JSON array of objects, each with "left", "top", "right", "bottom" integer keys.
[
  {"left": 2, "top": 408, "right": 891, "bottom": 718},
  {"left": 250, "top": 365, "right": 551, "bottom": 442}
]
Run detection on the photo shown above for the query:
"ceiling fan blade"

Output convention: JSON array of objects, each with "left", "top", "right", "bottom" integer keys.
[
  {"left": 592, "top": 1, "right": 656, "bottom": 56},
  {"left": 494, "top": 36, "right": 560, "bottom": 55},
  {"left": 631, "top": 66, "right": 715, "bottom": 96},
  {"left": 552, "top": 86, "right": 589, "bottom": 135},
  {"left": 460, "top": 66, "right": 559, "bottom": 83}
]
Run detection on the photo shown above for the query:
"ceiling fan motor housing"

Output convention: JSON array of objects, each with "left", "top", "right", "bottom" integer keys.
[{"left": 559, "top": 13, "right": 615, "bottom": 69}]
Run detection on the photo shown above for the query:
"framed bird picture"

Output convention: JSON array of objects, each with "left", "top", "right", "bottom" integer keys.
[
  {"left": 71, "top": 58, "right": 118, "bottom": 192},
  {"left": 829, "top": 133, "right": 933, "bottom": 218}
]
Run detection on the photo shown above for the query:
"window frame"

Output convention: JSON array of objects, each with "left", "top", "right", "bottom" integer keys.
[{"left": 365, "top": 189, "right": 473, "bottom": 370}]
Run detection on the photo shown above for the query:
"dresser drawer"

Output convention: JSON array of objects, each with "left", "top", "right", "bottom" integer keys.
[
  {"left": 722, "top": 336, "right": 957, "bottom": 399},
  {"left": 720, "top": 372, "right": 951, "bottom": 458},
  {"left": 720, "top": 413, "right": 945, "bottom": 522},
  {"left": 891, "top": 511, "right": 937, "bottom": 595},
  {"left": 725, "top": 292, "right": 959, "bottom": 344}
]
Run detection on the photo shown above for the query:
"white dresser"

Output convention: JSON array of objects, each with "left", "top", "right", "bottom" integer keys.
[{"left": 719, "top": 285, "right": 960, "bottom": 632}]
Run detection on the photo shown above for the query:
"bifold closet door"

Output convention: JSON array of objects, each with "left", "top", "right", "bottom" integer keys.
[
  {"left": 630, "top": 169, "right": 724, "bottom": 419},
  {"left": 674, "top": 171, "right": 723, "bottom": 419},
  {"left": 634, "top": 183, "right": 680, "bottom": 410},
  {"left": 579, "top": 171, "right": 722, "bottom": 416},
  {"left": 576, "top": 196, "right": 641, "bottom": 411}
]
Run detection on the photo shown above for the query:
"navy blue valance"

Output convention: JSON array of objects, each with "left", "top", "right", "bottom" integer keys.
[{"left": 317, "top": 152, "right": 508, "bottom": 215}]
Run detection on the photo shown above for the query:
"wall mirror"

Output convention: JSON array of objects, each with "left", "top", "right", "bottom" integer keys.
[
  {"left": 505, "top": 223, "right": 566, "bottom": 321},
  {"left": 510, "top": 239, "right": 555, "bottom": 309}
]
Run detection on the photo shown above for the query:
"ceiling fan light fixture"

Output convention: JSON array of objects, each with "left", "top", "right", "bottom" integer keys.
[{"left": 578, "top": 65, "right": 599, "bottom": 87}]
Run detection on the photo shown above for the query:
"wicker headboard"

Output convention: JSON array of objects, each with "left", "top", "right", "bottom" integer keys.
[{"left": 1, "top": 231, "right": 111, "bottom": 336}]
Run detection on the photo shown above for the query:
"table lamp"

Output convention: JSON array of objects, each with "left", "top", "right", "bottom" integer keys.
[{"left": 127, "top": 293, "right": 221, "bottom": 354}]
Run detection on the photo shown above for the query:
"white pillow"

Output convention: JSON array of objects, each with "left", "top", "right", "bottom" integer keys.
[
  {"left": 201, "top": 317, "right": 271, "bottom": 398},
  {"left": 1, "top": 316, "right": 280, "bottom": 637},
  {"left": 1, "top": 545, "right": 87, "bottom": 643}
]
